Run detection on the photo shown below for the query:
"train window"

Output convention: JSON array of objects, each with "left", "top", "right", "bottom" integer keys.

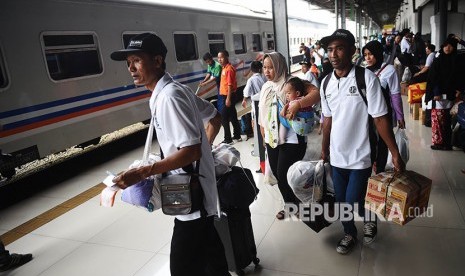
[
  {"left": 208, "top": 33, "right": 225, "bottom": 57},
  {"left": 41, "top": 32, "right": 103, "bottom": 81},
  {"left": 0, "top": 46, "right": 8, "bottom": 89},
  {"left": 252, "top": 34, "right": 262, "bottom": 52},
  {"left": 265, "top": 32, "right": 275, "bottom": 50},
  {"left": 173, "top": 33, "right": 198, "bottom": 62},
  {"left": 233, "top": 34, "right": 246, "bottom": 54}
]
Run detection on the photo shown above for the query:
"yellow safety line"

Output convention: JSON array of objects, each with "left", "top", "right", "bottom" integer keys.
[{"left": 1, "top": 183, "right": 106, "bottom": 245}]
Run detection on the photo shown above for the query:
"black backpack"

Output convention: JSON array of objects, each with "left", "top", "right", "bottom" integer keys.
[{"left": 321, "top": 66, "right": 391, "bottom": 164}]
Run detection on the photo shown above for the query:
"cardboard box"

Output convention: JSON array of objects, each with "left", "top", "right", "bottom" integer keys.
[
  {"left": 408, "top": 82, "right": 426, "bottom": 103},
  {"left": 419, "top": 108, "right": 425, "bottom": 124},
  {"left": 411, "top": 103, "right": 420, "bottom": 120},
  {"left": 365, "top": 171, "right": 432, "bottom": 225}
]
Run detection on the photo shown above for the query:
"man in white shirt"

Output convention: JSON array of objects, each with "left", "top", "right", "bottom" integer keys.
[
  {"left": 400, "top": 32, "right": 412, "bottom": 54},
  {"left": 312, "top": 41, "right": 325, "bottom": 72},
  {"left": 320, "top": 29, "right": 405, "bottom": 255},
  {"left": 299, "top": 60, "right": 320, "bottom": 88},
  {"left": 110, "top": 33, "right": 229, "bottom": 276}
]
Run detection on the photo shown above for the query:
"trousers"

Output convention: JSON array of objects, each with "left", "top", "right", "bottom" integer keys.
[{"left": 170, "top": 216, "right": 230, "bottom": 276}]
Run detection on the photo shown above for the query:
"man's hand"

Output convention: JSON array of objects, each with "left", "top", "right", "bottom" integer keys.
[
  {"left": 242, "top": 99, "right": 247, "bottom": 108},
  {"left": 112, "top": 165, "right": 152, "bottom": 189},
  {"left": 225, "top": 97, "right": 231, "bottom": 107},
  {"left": 391, "top": 152, "right": 406, "bottom": 173}
]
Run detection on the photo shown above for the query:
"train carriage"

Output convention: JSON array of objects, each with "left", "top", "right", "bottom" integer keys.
[{"left": 0, "top": 0, "right": 275, "bottom": 177}]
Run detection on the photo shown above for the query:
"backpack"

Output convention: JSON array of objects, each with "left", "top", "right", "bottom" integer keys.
[{"left": 321, "top": 66, "right": 391, "bottom": 164}]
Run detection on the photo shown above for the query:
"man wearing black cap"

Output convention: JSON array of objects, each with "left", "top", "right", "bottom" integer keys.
[
  {"left": 319, "top": 29, "right": 405, "bottom": 254},
  {"left": 110, "top": 33, "right": 229, "bottom": 275}
]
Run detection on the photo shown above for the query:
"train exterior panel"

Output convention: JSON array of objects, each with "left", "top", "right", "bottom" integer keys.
[{"left": 0, "top": 0, "right": 274, "bottom": 176}]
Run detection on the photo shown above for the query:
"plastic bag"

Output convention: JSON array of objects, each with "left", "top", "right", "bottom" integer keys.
[
  {"left": 212, "top": 144, "right": 240, "bottom": 177},
  {"left": 313, "top": 161, "right": 325, "bottom": 202},
  {"left": 121, "top": 154, "right": 162, "bottom": 212},
  {"left": 264, "top": 152, "right": 278, "bottom": 186},
  {"left": 386, "top": 128, "right": 409, "bottom": 169},
  {"left": 287, "top": 161, "right": 316, "bottom": 204}
]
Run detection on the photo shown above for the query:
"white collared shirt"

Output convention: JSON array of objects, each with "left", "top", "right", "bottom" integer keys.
[
  {"left": 320, "top": 67, "right": 387, "bottom": 169},
  {"left": 150, "top": 73, "right": 219, "bottom": 221}
]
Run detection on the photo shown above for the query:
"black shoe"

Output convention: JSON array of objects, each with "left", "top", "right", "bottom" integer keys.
[
  {"left": 0, "top": 253, "right": 33, "bottom": 272},
  {"left": 336, "top": 234, "right": 357, "bottom": 254},
  {"left": 221, "top": 140, "right": 233, "bottom": 145},
  {"left": 431, "top": 145, "right": 453, "bottom": 151},
  {"left": 233, "top": 137, "right": 243, "bottom": 143},
  {"left": 363, "top": 222, "right": 377, "bottom": 244}
]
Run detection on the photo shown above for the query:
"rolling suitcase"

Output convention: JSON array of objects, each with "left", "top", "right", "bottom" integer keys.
[{"left": 214, "top": 208, "right": 260, "bottom": 275}]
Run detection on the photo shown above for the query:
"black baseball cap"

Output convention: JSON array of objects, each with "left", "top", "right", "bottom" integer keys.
[
  {"left": 111, "top": 33, "right": 167, "bottom": 61},
  {"left": 299, "top": 60, "right": 310, "bottom": 66},
  {"left": 320, "top": 29, "right": 356, "bottom": 48}
]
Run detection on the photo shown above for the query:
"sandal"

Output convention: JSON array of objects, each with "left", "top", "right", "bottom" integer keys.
[{"left": 276, "top": 210, "right": 285, "bottom": 220}]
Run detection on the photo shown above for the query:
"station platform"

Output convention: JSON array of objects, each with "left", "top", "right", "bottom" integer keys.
[{"left": 1, "top": 96, "right": 464, "bottom": 276}]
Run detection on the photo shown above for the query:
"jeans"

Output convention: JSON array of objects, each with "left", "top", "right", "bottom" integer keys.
[
  {"left": 170, "top": 216, "right": 230, "bottom": 276},
  {"left": 331, "top": 166, "right": 375, "bottom": 238}
]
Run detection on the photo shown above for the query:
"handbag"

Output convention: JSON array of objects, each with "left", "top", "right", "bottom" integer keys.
[
  {"left": 159, "top": 161, "right": 204, "bottom": 216},
  {"left": 158, "top": 90, "right": 204, "bottom": 216},
  {"left": 121, "top": 116, "right": 161, "bottom": 212}
]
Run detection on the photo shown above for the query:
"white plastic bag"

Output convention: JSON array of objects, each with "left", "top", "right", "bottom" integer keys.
[
  {"left": 212, "top": 144, "right": 240, "bottom": 177},
  {"left": 313, "top": 161, "right": 325, "bottom": 202},
  {"left": 264, "top": 152, "right": 278, "bottom": 186},
  {"left": 386, "top": 128, "right": 409, "bottom": 169},
  {"left": 287, "top": 161, "right": 316, "bottom": 204}
]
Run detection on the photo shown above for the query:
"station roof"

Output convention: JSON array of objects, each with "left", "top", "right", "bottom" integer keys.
[{"left": 307, "top": 0, "right": 404, "bottom": 28}]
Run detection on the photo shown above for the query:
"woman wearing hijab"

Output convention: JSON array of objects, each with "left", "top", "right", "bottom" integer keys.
[
  {"left": 362, "top": 40, "right": 405, "bottom": 173},
  {"left": 425, "top": 35, "right": 463, "bottom": 150},
  {"left": 258, "top": 52, "right": 320, "bottom": 219}
]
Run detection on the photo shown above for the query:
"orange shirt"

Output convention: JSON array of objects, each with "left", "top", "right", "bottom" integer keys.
[{"left": 219, "top": 63, "right": 237, "bottom": 96}]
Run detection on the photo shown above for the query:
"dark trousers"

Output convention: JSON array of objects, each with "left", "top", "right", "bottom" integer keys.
[
  {"left": 220, "top": 94, "right": 241, "bottom": 141},
  {"left": 241, "top": 113, "right": 253, "bottom": 136},
  {"left": 266, "top": 143, "right": 306, "bottom": 204},
  {"left": 170, "top": 216, "right": 230, "bottom": 276},
  {"left": 0, "top": 241, "right": 9, "bottom": 264}
]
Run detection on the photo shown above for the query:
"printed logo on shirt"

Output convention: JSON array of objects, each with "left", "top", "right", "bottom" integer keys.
[{"left": 347, "top": 86, "right": 359, "bottom": 96}]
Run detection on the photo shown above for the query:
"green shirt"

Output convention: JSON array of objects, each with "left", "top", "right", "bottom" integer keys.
[{"left": 207, "top": 61, "right": 222, "bottom": 79}]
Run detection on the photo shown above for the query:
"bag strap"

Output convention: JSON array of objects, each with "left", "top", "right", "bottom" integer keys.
[
  {"left": 375, "top": 63, "right": 389, "bottom": 77},
  {"left": 142, "top": 116, "right": 155, "bottom": 163}
]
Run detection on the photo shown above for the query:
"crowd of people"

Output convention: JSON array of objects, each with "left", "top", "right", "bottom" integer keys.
[
  {"left": 3, "top": 26, "right": 464, "bottom": 274},
  {"left": 109, "top": 27, "right": 463, "bottom": 269}
]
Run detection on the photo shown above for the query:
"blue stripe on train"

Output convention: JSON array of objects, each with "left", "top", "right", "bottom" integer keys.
[
  {"left": 3, "top": 90, "right": 150, "bottom": 131},
  {"left": 1, "top": 64, "right": 251, "bottom": 119}
]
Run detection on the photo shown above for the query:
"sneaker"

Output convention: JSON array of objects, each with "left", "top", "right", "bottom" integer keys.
[
  {"left": 0, "top": 253, "right": 33, "bottom": 272},
  {"left": 336, "top": 234, "right": 357, "bottom": 254},
  {"left": 233, "top": 137, "right": 243, "bottom": 143},
  {"left": 363, "top": 222, "right": 377, "bottom": 244},
  {"left": 221, "top": 140, "right": 233, "bottom": 145}
]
